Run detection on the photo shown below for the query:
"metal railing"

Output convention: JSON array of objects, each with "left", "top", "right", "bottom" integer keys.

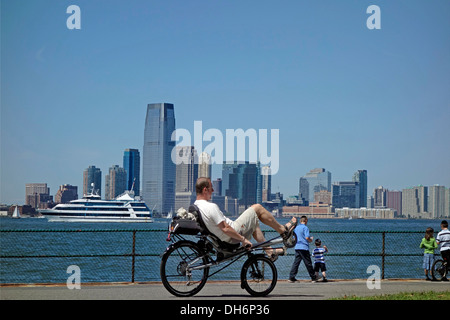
[{"left": 0, "top": 229, "right": 439, "bottom": 284}]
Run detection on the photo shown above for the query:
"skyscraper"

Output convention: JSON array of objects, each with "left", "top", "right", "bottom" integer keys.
[
  {"left": 83, "top": 165, "right": 102, "bottom": 196},
  {"left": 142, "top": 103, "right": 176, "bottom": 214},
  {"left": 428, "top": 185, "right": 446, "bottom": 218},
  {"left": 299, "top": 168, "right": 332, "bottom": 202},
  {"left": 222, "top": 161, "right": 261, "bottom": 208},
  {"left": 198, "top": 152, "right": 211, "bottom": 178},
  {"left": 386, "top": 190, "right": 402, "bottom": 217},
  {"left": 261, "top": 166, "right": 271, "bottom": 202},
  {"left": 25, "top": 183, "right": 52, "bottom": 209},
  {"left": 105, "top": 165, "right": 127, "bottom": 200},
  {"left": 352, "top": 170, "right": 367, "bottom": 207},
  {"left": 175, "top": 146, "right": 198, "bottom": 210},
  {"left": 373, "top": 186, "right": 388, "bottom": 207},
  {"left": 402, "top": 185, "right": 428, "bottom": 218},
  {"left": 55, "top": 184, "right": 78, "bottom": 203},
  {"left": 123, "top": 148, "right": 140, "bottom": 196},
  {"left": 332, "top": 181, "right": 360, "bottom": 208},
  {"left": 175, "top": 146, "right": 198, "bottom": 193}
]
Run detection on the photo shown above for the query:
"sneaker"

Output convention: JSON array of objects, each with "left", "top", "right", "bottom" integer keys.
[
  {"left": 442, "top": 277, "right": 449, "bottom": 282},
  {"left": 322, "top": 278, "right": 328, "bottom": 282},
  {"left": 288, "top": 278, "right": 297, "bottom": 283}
]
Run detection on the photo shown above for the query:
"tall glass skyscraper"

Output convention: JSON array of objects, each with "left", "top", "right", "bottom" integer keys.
[
  {"left": 352, "top": 169, "right": 367, "bottom": 207},
  {"left": 142, "top": 103, "right": 175, "bottom": 214},
  {"left": 222, "top": 161, "right": 261, "bottom": 208},
  {"left": 123, "top": 148, "right": 140, "bottom": 196}
]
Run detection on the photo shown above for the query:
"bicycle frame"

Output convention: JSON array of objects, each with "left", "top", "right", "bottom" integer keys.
[{"left": 167, "top": 233, "right": 284, "bottom": 278}]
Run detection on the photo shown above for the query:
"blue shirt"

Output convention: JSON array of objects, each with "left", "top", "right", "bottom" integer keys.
[{"left": 294, "top": 223, "right": 310, "bottom": 251}]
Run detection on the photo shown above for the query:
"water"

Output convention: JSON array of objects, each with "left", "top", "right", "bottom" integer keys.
[
  {"left": 0, "top": 217, "right": 446, "bottom": 283},
  {"left": 1, "top": 215, "right": 443, "bottom": 232}
]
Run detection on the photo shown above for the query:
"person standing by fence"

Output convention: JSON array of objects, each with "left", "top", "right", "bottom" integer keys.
[
  {"left": 419, "top": 227, "right": 437, "bottom": 281},
  {"left": 288, "top": 216, "right": 316, "bottom": 283},
  {"left": 312, "top": 239, "right": 328, "bottom": 282},
  {"left": 436, "top": 220, "right": 450, "bottom": 281}
]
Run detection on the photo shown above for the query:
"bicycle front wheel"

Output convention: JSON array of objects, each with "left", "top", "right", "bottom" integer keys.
[
  {"left": 160, "top": 240, "right": 209, "bottom": 297},
  {"left": 240, "top": 255, "right": 277, "bottom": 297},
  {"left": 431, "top": 259, "right": 447, "bottom": 281}
]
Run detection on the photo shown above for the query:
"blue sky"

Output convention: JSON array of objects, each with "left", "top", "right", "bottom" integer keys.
[{"left": 1, "top": 0, "right": 449, "bottom": 204}]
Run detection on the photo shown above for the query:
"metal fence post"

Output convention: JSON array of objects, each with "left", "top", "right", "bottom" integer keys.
[
  {"left": 131, "top": 230, "right": 136, "bottom": 283},
  {"left": 381, "top": 232, "right": 385, "bottom": 280}
]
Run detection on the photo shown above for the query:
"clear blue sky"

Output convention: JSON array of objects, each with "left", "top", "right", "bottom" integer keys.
[{"left": 1, "top": 0, "right": 449, "bottom": 204}]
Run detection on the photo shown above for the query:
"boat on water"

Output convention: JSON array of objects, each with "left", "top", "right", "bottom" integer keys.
[
  {"left": 39, "top": 191, "right": 153, "bottom": 223},
  {"left": 12, "top": 206, "right": 21, "bottom": 219}
]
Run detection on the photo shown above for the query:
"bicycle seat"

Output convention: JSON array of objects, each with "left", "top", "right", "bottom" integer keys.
[{"left": 188, "top": 204, "right": 240, "bottom": 253}]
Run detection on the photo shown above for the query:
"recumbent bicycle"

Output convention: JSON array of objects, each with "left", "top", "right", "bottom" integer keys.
[{"left": 160, "top": 205, "right": 297, "bottom": 297}]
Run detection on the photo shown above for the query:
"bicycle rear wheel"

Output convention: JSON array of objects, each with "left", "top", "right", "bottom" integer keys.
[
  {"left": 240, "top": 255, "right": 277, "bottom": 297},
  {"left": 160, "top": 240, "right": 209, "bottom": 297},
  {"left": 431, "top": 259, "right": 447, "bottom": 281}
]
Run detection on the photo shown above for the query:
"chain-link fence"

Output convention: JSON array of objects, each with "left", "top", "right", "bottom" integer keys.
[{"left": 0, "top": 229, "right": 441, "bottom": 284}]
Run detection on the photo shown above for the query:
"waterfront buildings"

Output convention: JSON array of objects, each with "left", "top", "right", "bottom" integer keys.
[
  {"left": 402, "top": 185, "right": 428, "bottom": 218},
  {"left": 105, "top": 165, "right": 127, "bottom": 200},
  {"left": 386, "top": 190, "right": 402, "bottom": 217},
  {"left": 427, "top": 185, "right": 449, "bottom": 219},
  {"left": 335, "top": 207, "right": 396, "bottom": 219},
  {"left": 332, "top": 181, "right": 360, "bottom": 208},
  {"left": 123, "top": 148, "right": 140, "bottom": 196},
  {"left": 25, "top": 183, "right": 52, "bottom": 209},
  {"left": 299, "top": 168, "right": 332, "bottom": 202},
  {"left": 314, "top": 190, "right": 332, "bottom": 204},
  {"left": 142, "top": 103, "right": 176, "bottom": 214},
  {"left": 83, "top": 165, "right": 102, "bottom": 196},
  {"left": 283, "top": 202, "right": 335, "bottom": 219},
  {"left": 373, "top": 186, "right": 388, "bottom": 208},
  {"left": 55, "top": 184, "right": 78, "bottom": 204}
]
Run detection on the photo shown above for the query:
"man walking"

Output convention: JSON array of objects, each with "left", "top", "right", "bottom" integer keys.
[{"left": 289, "top": 216, "right": 316, "bottom": 282}]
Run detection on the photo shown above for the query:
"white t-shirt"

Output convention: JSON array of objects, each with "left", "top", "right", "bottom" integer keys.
[
  {"left": 437, "top": 229, "right": 450, "bottom": 252},
  {"left": 194, "top": 199, "right": 235, "bottom": 243}
]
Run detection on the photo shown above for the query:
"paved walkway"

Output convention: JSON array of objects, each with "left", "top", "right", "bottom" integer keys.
[{"left": 1, "top": 279, "right": 449, "bottom": 300}]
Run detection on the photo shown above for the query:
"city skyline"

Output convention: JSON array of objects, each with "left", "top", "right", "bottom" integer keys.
[{"left": 1, "top": 1, "right": 449, "bottom": 204}]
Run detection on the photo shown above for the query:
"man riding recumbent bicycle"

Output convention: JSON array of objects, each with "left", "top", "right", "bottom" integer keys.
[{"left": 160, "top": 177, "right": 298, "bottom": 297}]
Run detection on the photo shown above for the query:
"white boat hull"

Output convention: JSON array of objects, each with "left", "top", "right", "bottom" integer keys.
[{"left": 46, "top": 215, "right": 153, "bottom": 223}]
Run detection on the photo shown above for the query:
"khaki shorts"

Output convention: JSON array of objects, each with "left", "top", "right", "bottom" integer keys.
[{"left": 232, "top": 207, "right": 259, "bottom": 240}]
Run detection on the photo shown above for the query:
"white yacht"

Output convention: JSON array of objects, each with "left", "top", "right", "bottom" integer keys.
[{"left": 39, "top": 191, "right": 153, "bottom": 223}]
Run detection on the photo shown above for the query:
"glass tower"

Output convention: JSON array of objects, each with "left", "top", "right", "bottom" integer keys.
[
  {"left": 142, "top": 103, "right": 175, "bottom": 214},
  {"left": 299, "top": 168, "right": 331, "bottom": 202},
  {"left": 123, "top": 148, "right": 140, "bottom": 196},
  {"left": 352, "top": 170, "right": 367, "bottom": 208},
  {"left": 222, "top": 161, "right": 261, "bottom": 208}
]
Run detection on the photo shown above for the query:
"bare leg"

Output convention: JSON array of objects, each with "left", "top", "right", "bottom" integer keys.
[
  {"left": 252, "top": 212, "right": 286, "bottom": 257},
  {"left": 251, "top": 204, "right": 295, "bottom": 234},
  {"left": 252, "top": 205, "right": 285, "bottom": 257}
]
